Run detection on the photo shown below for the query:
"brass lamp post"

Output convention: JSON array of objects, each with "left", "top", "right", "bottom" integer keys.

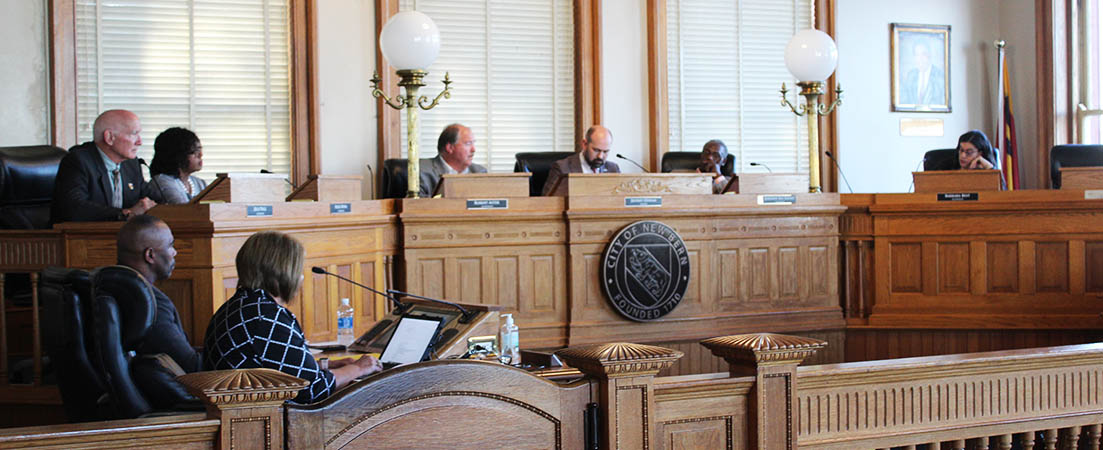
[
  {"left": 370, "top": 11, "right": 453, "bottom": 198},
  {"left": 780, "top": 29, "right": 843, "bottom": 193}
]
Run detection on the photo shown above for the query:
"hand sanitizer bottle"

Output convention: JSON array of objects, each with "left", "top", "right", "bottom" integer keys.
[{"left": 498, "top": 314, "right": 520, "bottom": 365}]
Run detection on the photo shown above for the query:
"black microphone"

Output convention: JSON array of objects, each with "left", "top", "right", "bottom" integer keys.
[
  {"left": 386, "top": 288, "right": 477, "bottom": 324},
  {"left": 909, "top": 155, "right": 927, "bottom": 192},
  {"left": 311, "top": 266, "right": 409, "bottom": 314},
  {"left": 616, "top": 154, "right": 649, "bottom": 172},
  {"left": 823, "top": 151, "right": 854, "bottom": 194},
  {"left": 365, "top": 164, "right": 375, "bottom": 199},
  {"left": 137, "top": 158, "right": 165, "bottom": 201},
  {"left": 750, "top": 162, "right": 773, "bottom": 173},
  {"left": 261, "top": 169, "right": 297, "bottom": 190}
]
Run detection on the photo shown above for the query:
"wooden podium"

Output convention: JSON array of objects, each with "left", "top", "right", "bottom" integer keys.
[
  {"left": 546, "top": 173, "right": 712, "bottom": 196},
  {"left": 190, "top": 172, "right": 291, "bottom": 203},
  {"left": 287, "top": 174, "right": 362, "bottom": 201},
  {"left": 434, "top": 173, "right": 531, "bottom": 198},
  {"left": 1060, "top": 166, "right": 1103, "bottom": 189},
  {"left": 912, "top": 169, "right": 1002, "bottom": 193},
  {"left": 724, "top": 173, "right": 806, "bottom": 194}
]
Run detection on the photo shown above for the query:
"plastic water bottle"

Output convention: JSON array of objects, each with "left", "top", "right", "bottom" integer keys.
[
  {"left": 337, "top": 298, "right": 354, "bottom": 347},
  {"left": 498, "top": 313, "right": 520, "bottom": 365}
]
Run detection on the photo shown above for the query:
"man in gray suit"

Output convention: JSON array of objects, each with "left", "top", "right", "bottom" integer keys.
[
  {"left": 418, "top": 123, "right": 488, "bottom": 197},
  {"left": 541, "top": 125, "right": 621, "bottom": 196}
]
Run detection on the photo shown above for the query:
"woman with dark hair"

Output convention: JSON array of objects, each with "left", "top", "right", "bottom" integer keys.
[
  {"left": 150, "top": 127, "right": 207, "bottom": 203},
  {"left": 950, "top": 130, "right": 997, "bottom": 170},
  {"left": 203, "top": 231, "right": 382, "bottom": 403}
]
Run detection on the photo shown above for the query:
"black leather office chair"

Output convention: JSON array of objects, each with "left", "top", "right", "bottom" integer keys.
[
  {"left": 922, "top": 149, "right": 957, "bottom": 171},
  {"left": 1050, "top": 144, "right": 1103, "bottom": 188},
  {"left": 0, "top": 145, "right": 67, "bottom": 230},
  {"left": 90, "top": 265, "right": 196, "bottom": 419},
  {"left": 660, "top": 152, "right": 735, "bottom": 176},
  {"left": 513, "top": 152, "right": 573, "bottom": 197},
  {"left": 923, "top": 148, "right": 1000, "bottom": 171},
  {"left": 40, "top": 267, "right": 108, "bottom": 422},
  {"left": 381, "top": 158, "right": 409, "bottom": 199}
]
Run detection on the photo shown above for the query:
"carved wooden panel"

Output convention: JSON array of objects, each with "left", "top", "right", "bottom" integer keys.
[
  {"left": 797, "top": 361, "right": 1103, "bottom": 444},
  {"left": 663, "top": 416, "right": 733, "bottom": 450},
  {"left": 719, "top": 249, "right": 740, "bottom": 301},
  {"left": 747, "top": 248, "right": 771, "bottom": 301},
  {"left": 890, "top": 243, "right": 922, "bottom": 293},
  {"left": 808, "top": 246, "right": 830, "bottom": 298},
  {"left": 415, "top": 258, "right": 445, "bottom": 299},
  {"left": 1088, "top": 241, "right": 1103, "bottom": 293},
  {"left": 1036, "top": 242, "right": 1069, "bottom": 293},
  {"left": 778, "top": 247, "right": 800, "bottom": 299},
  {"left": 937, "top": 242, "right": 970, "bottom": 294},
  {"left": 845, "top": 329, "right": 1103, "bottom": 362},
  {"left": 987, "top": 242, "right": 1019, "bottom": 293}
]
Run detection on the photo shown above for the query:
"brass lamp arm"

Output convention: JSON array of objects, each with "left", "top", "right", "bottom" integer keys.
[
  {"left": 370, "top": 72, "right": 408, "bottom": 110},
  {"left": 780, "top": 83, "right": 807, "bottom": 116},
  {"left": 816, "top": 85, "right": 844, "bottom": 116},
  {"left": 418, "top": 72, "right": 453, "bottom": 110}
]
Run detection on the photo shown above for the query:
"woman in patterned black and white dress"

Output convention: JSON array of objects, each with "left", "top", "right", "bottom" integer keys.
[
  {"left": 202, "top": 231, "right": 383, "bottom": 403},
  {"left": 150, "top": 127, "right": 208, "bottom": 204}
]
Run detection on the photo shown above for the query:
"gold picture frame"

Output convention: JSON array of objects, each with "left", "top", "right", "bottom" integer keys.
[{"left": 891, "top": 23, "right": 951, "bottom": 113}]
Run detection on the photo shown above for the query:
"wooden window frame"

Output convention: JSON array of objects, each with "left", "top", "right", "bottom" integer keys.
[
  {"left": 373, "top": 0, "right": 602, "bottom": 172},
  {"left": 646, "top": 0, "right": 838, "bottom": 190},
  {"left": 47, "top": 0, "right": 319, "bottom": 187}
]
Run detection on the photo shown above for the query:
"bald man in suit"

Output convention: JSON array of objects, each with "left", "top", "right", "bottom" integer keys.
[
  {"left": 541, "top": 125, "right": 621, "bottom": 196},
  {"left": 418, "top": 123, "right": 488, "bottom": 197}
]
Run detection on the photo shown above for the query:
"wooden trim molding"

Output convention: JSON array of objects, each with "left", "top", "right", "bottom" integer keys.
[
  {"left": 375, "top": 0, "right": 602, "bottom": 165},
  {"left": 646, "top": 0, "right": 667, "bottom": 173},
  {"left": 48, "top": 0, "right": 77, "bottom": 148},
  {"left": 576, "top": 0, "right": 602, "bottom": 138},
  {"left": 47, "top": 0, "right": 319, "bottom": 185},
  {"left": 290, "top": 0, "right": 320, "bottom": 187},
  {"left": 645, "top": 0, "right": 840, "bottom": 185},
  {"left": 1036, "top": 0, "right": 1078, "bottom": 189}
]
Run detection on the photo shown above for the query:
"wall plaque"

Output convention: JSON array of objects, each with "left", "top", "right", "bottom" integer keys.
[{"left": 601, "top": 221, "right": 690, "bottom": 322}]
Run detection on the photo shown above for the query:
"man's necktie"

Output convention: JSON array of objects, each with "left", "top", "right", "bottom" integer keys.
[{"left": 111, "top": 169, "right": 123, "bottom": 208}]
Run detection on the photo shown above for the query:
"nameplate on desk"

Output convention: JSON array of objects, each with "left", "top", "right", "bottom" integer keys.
[
  {"left": 625, "top": 197, "right": 662, "bottom": 207},
  {"left": 1086, "top": 190, "right": 1103, "bottom": 200},
  {"left": 246, "top": 205, "right": 274, "bottom": 217},
  {"left": 757, "top": 194, "right": 796, "bottom": 205},
  {"left": 466, "top": 199, "right": 508, "bottom": 210},
  {"left": 329, "top": 202, "right": 352, "bottom": 214},
  {"left": 937, "top": 193, "right": 979, "bottom": 202}
]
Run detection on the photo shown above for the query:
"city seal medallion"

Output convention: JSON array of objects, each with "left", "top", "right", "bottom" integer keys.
[{"left": 601, "top": 220, "right": 690, "bottom": 322}]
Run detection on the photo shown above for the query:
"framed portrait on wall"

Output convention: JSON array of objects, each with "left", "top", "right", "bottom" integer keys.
[{"left": 891, "top": 23, "right": 951, "bottom": 113}]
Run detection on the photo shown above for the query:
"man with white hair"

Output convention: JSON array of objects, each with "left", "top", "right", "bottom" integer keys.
[{"left": 51, "top": 109, "right": 164, "bottom": 224}]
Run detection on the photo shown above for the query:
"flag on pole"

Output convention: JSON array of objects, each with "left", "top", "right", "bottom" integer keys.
[{"left": 1000, "top": 53, "right": 1020, "bottom": 190}]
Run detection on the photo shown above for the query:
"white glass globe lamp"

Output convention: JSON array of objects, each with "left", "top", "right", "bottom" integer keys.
[
  {"left": 379, "top": 11, "right": 441, "bottom": 71},
  {"left": 784, "top": 29, "right": 838, "bottom": 82}
]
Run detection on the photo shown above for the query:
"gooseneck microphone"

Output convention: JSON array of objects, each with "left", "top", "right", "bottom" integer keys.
[
  {"left": 311, "top": 267, "right": 409, "bottom": 314},
  {"left": 261, "top": 169, "right": 297, "bottom": 190},
  {"left": 616, "top": 154, "right": 649, "bottom": 172},
  {"left": 823, "top": 151, "right": 854, "bottom": 194},
  {"left": 137, "top": 158, "right": 165, "bottom": 200},
  {"left": 750, "top": 162, "right": 773, "bottom": 173},
  {"left": 386, "top": 288, "right": 476, "bottom": 324},
  {"left": 365, "top": 164, "right": 375, "bottom": 199}
]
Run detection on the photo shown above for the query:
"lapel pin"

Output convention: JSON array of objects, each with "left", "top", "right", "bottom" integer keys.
[{"left": 127, "top": 182, "right": 134, "bottom": 190}]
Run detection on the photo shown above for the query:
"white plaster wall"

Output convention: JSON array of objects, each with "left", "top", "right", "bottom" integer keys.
[
  {"left": 0, "top": 0, "right": 49, "bottom": 146},
  {"left": 835, "top": 0, "right": 1001, "bottom": 192},
  {"left": 316, "top": 0, "right": 378, "bottom": 199},
  {"left": 600, "top": 0, "right": 651, "bottom": 172}
]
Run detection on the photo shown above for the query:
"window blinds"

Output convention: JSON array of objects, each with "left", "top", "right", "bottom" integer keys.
[
  {"left": 397, "top": 0, "right": 575, "bottom": 173},
  {"left": 75, "top": 0, "right": 292, "bottom": 178},
  {"left": 666, "top": 0, "right": 812, "bottom": 173}
]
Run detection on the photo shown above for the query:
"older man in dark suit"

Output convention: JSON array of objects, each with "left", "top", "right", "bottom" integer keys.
[
  {"left": 417, "top": 123, "right": 488, "bottom": 197},
  {"left": 50, "top": 109, "right": 163, "bottom": 224},
  {"left": 541, "top": 125, "right": 621, "bottom": 196}
]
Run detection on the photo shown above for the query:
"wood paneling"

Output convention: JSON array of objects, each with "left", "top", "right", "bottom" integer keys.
[
  {"left": 401, "top": 195, "right": 845, "bottom": 356},
  {"left": 846, "top": 328, "right": 1103, "bottom": 362},
  {"left": 1088, "top": 241, "right": 1103, "bottom": 292}
]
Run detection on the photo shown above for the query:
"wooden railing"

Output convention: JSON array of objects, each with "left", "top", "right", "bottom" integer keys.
[{"left": 4, "top": 335, "right": 1103, "bottom": 449}]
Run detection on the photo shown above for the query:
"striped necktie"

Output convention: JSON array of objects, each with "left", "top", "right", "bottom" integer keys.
[{"left": 111, "top": 169, "right": 123, "bottom": 208}]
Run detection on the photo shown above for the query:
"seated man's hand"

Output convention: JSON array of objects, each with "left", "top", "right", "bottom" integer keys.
[{"left": 127, "top": 197, "right": 158, "bottom": 217}]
